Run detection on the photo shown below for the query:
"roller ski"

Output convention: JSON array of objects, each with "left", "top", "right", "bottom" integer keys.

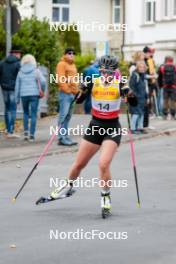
[
  {"left": 36, "top": 180, "right": 75, "bottom": 205},
  {"left": 101, "top": 192, "right": 112, "bottom": 219}
]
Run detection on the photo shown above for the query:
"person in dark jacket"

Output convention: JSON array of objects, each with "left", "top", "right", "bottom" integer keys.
[
  {"left": 129, "top": 61, "right": 148, "bottom": 134},
  {"left": 158, "top": 56, "right": 176, "bottom": 119},
  {"left": 0, "top": 47, "right": 21, "bottom": 137}
]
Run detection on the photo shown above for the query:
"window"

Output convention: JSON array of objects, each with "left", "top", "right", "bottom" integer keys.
[
  {"left": 113, "top": 0, "right": 121, "bottom": 24},
  {"left": 52, "top": 0, "right": 69, "bottom": 22},
  {"left": 52, "top": 7, "right": 60, "bottom": 22},
  {"left": 164, "top": 0, "right": 169, "bottom": 17},
  {"left": 173, "top": 0, "right": 176, "bottom": 16},
  {"left": 144, "top": 0, "right": 156, "bottom": 23},
  {"left": 53, "top": 0, "right": 69, "bottom": 3}
]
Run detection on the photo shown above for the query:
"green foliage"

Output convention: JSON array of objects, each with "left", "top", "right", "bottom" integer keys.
[
  {"left": 0, "top": 0, "right": 22, "bottom": 5},
  {"left": 11, "top": 18, "right": 82, "bottom": 113},
  {"left": 12, "top": 17, "right": 62, "bottom": 72},
  {"left": 48, "top": 83, "right": 59, "bottom": 114},
  {"left": 75, "top": 53, "right": 95, "bottom": 73},
  {"left": 59, "top": 24, "right": 81, "bottom": 55},
  {"left": 118, "top": 60, "right": 130, "bottom": 77},
  {"left": 0, "top": 8, "right": 5, "bottom": 59}
]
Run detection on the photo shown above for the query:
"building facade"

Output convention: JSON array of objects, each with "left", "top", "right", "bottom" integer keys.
[
  {"left": 123, "top": 0, "right": 176, "bottom": 64},
  {"left": 19, "top": 0, "right": 125, "bottom": 56},
  {"left": 18, "top": 0, "right": 176, "bottom": 64}
]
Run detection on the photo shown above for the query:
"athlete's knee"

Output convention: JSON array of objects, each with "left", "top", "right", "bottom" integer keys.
[
  {"left": 73, "top": 160, "right": 87, "bottom": 171},
  {"left": 99, "top": 159, "right": 111, "bottom": 173}
]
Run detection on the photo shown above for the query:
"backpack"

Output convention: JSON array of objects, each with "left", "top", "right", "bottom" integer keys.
[{"left": 162, "top": 64, "right": 176, "bottom": 86}]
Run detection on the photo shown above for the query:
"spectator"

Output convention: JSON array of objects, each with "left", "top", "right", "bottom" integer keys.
[
  {"left": 0, "top": 46, "right": 21, "bottom": 137},
  {"left": 129, "top": 51, "right": 145, "bottom": 76},
  {"left": 143, "top": 46, "right": 158, "bottom": 128},
  {"left": 158, "top": 56, "right": 176, "bottom": 120},
  {"left": 129, "top": 61, "right": 148, "bottom": 134},
  {"left": 83, "top": 61, "right": 100, "bottom": 114},
  {"left": 56, "top": 48, "right": 79, "bottom": 146},
  {"left": 15, "top": 54, "right": 46, "bottom": 142}
]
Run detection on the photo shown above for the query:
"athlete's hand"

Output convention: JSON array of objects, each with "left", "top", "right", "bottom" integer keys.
[{"left": 121, "top": 86, "right": 130, "bottom": 96}]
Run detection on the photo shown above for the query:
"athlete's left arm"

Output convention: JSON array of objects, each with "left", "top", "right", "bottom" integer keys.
[{"left": 120, "top": 84, "right": 138, "bottom": 107}]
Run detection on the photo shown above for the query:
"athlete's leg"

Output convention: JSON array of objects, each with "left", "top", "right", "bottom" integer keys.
[
  {"left": 68, "top": 139, "right": 100, "bottom": 181},
  {"left": 49, "top": 139, "right": 100, "bottom": 200},
  {"left": 99, "top": 140, "right": 118, "bottom": 216},
  {"left": 99, "top": 140, "right": 118, "bottom": 189}
]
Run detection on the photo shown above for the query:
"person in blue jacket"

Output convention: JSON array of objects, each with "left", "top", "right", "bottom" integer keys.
[
  {"left": 15, "top": 54, "right": 46, "bottom": 141},
  {"left": 129, "top": 61, "right": 148, "bottom": 134},
  {"left": 83, "top": 61, "right": 100, "bottom": 114}
]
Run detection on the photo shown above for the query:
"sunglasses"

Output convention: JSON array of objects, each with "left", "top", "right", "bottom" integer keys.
[
  {"left": 100, "top": 69, "right": 115, "bottom": 75},
  {"left": 67, "top": 51, "right": 75, "bottom": 55}
]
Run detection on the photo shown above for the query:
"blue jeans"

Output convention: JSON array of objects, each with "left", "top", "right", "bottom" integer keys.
[
  {"left": 58, "top": 92, "right": 74, "bottom": 140},
  {"left": 21, "top": 96, "right": 39, "bottom": 137},
  {"left": 131, "top": 114, "right": 144, "bottom": 131},
  {"left": 2, "top": 90, "right": 17, "bottom": 133}
]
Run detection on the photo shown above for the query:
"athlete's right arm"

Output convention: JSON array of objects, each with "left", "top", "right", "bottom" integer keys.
[{"left": 75, "top": 81, "right": 93, "bottom": 104}]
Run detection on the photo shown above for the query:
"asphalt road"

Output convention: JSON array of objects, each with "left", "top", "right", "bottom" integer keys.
[{"left": 0, "top": 134, "right": 176, "bottom": 264}]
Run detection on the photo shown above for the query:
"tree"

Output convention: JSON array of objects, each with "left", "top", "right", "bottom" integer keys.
[
  {"left": 0, "top": 8, "right": 5, "bottom": 58},
  {"left": 59, "top": 24, "right": 81, "bottom": 54},
  {"left": 0, "top": 0, "right": 22, "bottom": 5},
  {"left": 12, "top": 17, "right": 62, "bottom": 72}
]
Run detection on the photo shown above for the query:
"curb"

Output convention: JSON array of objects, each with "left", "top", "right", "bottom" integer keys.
[{"left": 0, "top": 128, "right": 176, "bottom": 164}]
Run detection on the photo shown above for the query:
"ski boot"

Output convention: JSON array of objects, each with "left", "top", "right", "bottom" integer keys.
[{"left": 36, "top": 179, "right": 75, "bottom": 205}]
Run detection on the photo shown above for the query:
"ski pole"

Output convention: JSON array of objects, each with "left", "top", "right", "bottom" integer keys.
[
  {"left": 12, "top": 95, "right": 78, "bottom": 202},
  {"left": 126, "top": 104, "right": 141, "bottom": 208}
]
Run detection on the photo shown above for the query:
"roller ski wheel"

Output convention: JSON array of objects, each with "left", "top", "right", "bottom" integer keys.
[
  {"left": 102, "top": 208, "right": 111, "bottom": 219},
  {"left": 36, "top": 196, "right": 54, "bottom": 205},
  {"left": 101, "top": 192, "right": 112, "bottom": 219}
]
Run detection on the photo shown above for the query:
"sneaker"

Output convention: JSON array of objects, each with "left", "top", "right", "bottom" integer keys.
[
  {"left": 148, "top": 126, "right": 155, "bottom": 130},
  {"left": 65, "top": 137, "right": 78, "bottom": 145},
  {"left": 131, "top": 130, "right": 141, "bottom": 135},
  {"left": 50, "top": 179, "right": 74, "bottom": 199},
  {"left": 137, "top": 129, "right": 148, "bottom": 134},
  {"left": 58, "top": 138, "right": 77, "bottom": 146},
  {"left": 6, "top": 133, "right": 20, "bottom": 138},
  {"left": 24, "top": 131, "right": 28, "bottom": 141},
  {"left": 28, "top": 135, "right": 35, "bottom": 142}
]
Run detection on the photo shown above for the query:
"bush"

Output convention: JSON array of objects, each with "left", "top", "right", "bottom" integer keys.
[
  {"left": 10, "top": 18, "right": 82, "bottom": 114},
  {"left": 12, "top": 17, "right": 63, "bottom": 72},
  {"left": 75, "top": 53, "right": 95, "bottom": 73},
  {"left": 118, "top": 60, "right": 130, "bottom": 77},
  {"left": 0, "top": 9, "right": 5, "bottom": 59},
  {"left": 59, "top": 24, "right": 81, "bottom": 55}
]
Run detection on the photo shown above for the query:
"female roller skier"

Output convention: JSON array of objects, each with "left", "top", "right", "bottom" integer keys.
[{"left": 36, "top": 55, "right": 137, "bottom": 218}]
